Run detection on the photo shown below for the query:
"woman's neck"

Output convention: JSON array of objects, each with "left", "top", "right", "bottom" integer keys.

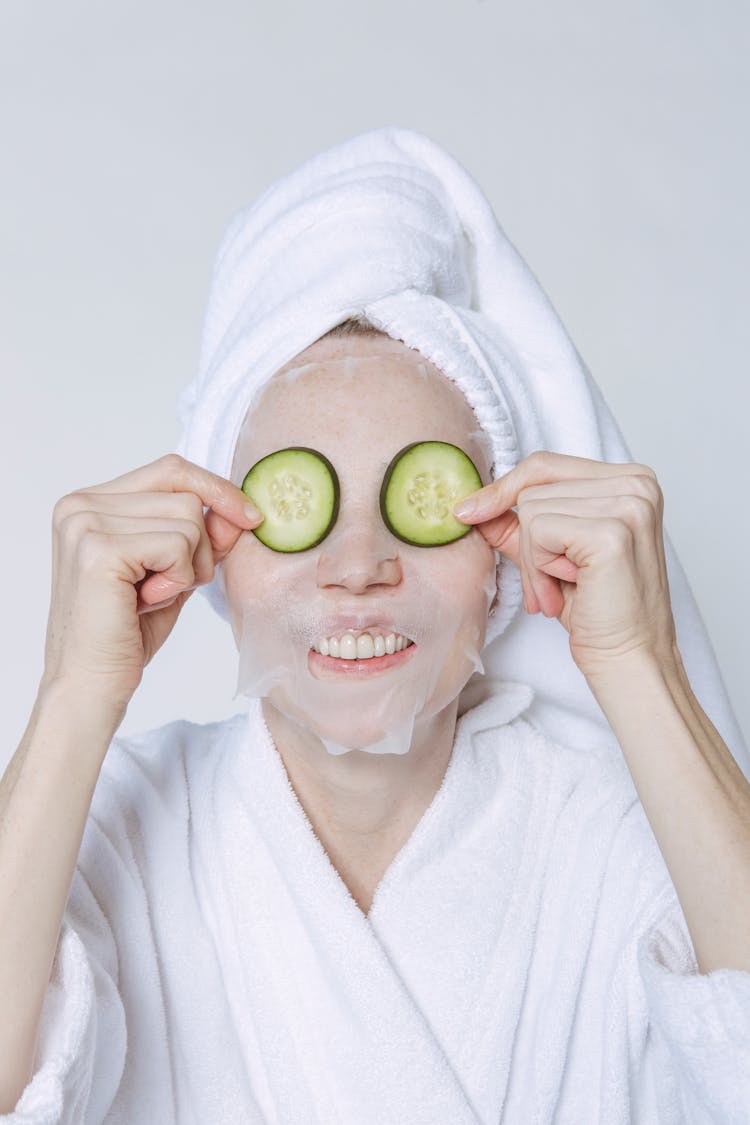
[{"left": 261, "top": 697, "right": 459, "bottom": 866}]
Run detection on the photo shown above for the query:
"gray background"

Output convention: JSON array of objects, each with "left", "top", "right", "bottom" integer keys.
[{"left": 2, "top": 0, "right": 748, "bottom": 769}]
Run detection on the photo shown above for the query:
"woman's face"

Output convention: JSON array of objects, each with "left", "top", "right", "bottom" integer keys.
[{"left": 221, "top": 335, "right": 498, "bottom": 751}]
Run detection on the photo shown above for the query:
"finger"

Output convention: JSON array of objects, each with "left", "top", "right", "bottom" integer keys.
[
  {"left": 516, "top": 472, "right": 663, "bottom": 509},
  {"left": 519, "top": 517, "right": 566, "bottom": 618},
  {"left": 74, "top": 464, "right": 261, "bottom": 566},
  {"left": 78, "top": 454, "right": 264, "bottom": 530},
  {"left": 518, "top": 494, "right": 658, "bottom": 537},
  {"left": 452, "top": 451, "right": 656, "bottom": 523},
  {"left": 56, "top": 507, "right": 216, "bottom": 608},
  {"left": 137, "top": 586, "right": 196, "bottom": 618},
  {"left": 138, "top": 509, "right": 245, "bottom": 601},
  {"left": 473, "top": 510, "right": 520, "bottom": 561},
  {"left": 518, "top": 494, "right": 664, "bottom": 616},
  {"left": 476, "top": 506, "right": 583, "bottom": 578},
  {"left": 203, "top": 506, "right": 252, "bottom": 564},
  {"left": 470, "top": 510, "right": 554, "bottom": 615},
  {"left": 87, "top": 528, "right": 203, "bottom": 603},
  {"left": 516, "top": 481, "right": 667, "bottom": 612},
  {"left": 519, "top": 493, "right": 659, "bottom": 584},
  {"left": 60, "top": 492, "right": 218, "bottom": 586}
]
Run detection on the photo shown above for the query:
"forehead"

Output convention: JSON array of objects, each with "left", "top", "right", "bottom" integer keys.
[
  {"left": 262, "top": 338, "right": 473, "bottom": 422},
  {"left": 231, "top": 337, "right": 492, "bottom": 479}
]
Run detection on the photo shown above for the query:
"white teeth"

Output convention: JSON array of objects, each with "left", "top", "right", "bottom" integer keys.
[{"left": 312, "top": 630, "right": 413, "bottom": 660}]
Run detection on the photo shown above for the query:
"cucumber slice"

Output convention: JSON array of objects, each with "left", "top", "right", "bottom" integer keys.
[
  {"left": 379, "top": 441, "right": 482, "bottom": 547},
  {"left": 241, "top": 447, "right": 340, "bottom": 552}
]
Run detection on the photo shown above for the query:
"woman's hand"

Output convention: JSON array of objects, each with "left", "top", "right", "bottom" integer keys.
[
  {"left": 43, "top": 454, "right": 262, "bottom": 716},
  {"left": 453, "top": 450, "right": 678, "bottom": 679}
]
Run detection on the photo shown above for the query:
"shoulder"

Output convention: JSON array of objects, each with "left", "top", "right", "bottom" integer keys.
[
  {"left": 86, "top": 710, "right": 249, "bottom": 847},
  {"left": 477, "top": 700, "right": 676, "bottom": 899}
]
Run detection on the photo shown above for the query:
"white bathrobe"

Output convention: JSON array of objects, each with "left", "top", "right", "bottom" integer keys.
[{"left": 6, "top": 684, "right": 750, "bottom": 1124}]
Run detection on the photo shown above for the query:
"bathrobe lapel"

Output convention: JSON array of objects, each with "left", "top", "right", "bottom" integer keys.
[{"left": 193, "top": 686, "right": 533, "bottom": 1124}]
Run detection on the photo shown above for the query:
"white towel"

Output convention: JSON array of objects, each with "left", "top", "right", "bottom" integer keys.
[{"left": 174, "top": 125, "right": 748, "bottom": 778}]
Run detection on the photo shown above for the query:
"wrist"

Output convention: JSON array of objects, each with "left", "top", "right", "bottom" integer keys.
[
  {"left": 579, "top": 644, "right": 696, "bottom": 730},
  {"left": 577, "top": 641, "right": 683, "bottom": 690},
  {"left": 35, "top": 675, "right": 129, "bottom": 741}
]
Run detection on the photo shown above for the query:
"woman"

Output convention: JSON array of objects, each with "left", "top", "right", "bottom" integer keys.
[{"left": 1, "top": 128, "right": 749, "bottom": 1122}]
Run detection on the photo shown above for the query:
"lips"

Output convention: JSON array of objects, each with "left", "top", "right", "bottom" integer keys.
[
  {"left": 308, "top": 638, "right": 417, "bottom": 676},
  {"left": 312, "top": 631, "right": 413, "bottom": 658},
  {"left": 316, "top": 618, "right": 412, "bottom": 643}
]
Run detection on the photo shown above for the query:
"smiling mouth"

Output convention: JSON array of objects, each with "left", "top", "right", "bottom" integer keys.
[
  {"left": 310, "top": 630, "right": 414, "bottom": 661},
  {"left": 308, "top": 638, "right": 417, "bottom": 676}
]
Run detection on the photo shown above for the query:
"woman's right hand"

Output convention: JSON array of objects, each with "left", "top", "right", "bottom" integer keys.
[{"left": 42, "top": 454, "right": 263, "bottom": 717}]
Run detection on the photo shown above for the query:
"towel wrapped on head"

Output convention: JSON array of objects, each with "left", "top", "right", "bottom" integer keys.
[{"left": 175, "top": 125, "right": 748, "bottom": 774}]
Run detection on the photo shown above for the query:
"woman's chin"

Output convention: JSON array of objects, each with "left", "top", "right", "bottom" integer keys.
[
  {"left": 304, "top": 714, "right": 408, "bottom": 752},
  {"left": 264, "top": 689, "right": 421, "bottom": 752}
]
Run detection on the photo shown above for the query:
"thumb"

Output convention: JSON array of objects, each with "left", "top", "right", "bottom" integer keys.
[
  {"left": 472, "top": 509, "right": 522, "bottom": 566},
  {"left": 205, "top": 506, "right": 255, "bottom": 562}
]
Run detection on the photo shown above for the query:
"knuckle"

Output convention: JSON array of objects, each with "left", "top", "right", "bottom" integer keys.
[
  {"left": 617, "top": 494, "right": 654, "bottom": 527},
  {"left": 56, "top": 506, "right": 95, "bottom": 543},
  {"left": 159, "top": 452, "right": 185, "bottom": 472},
  {"left": 195, "top": 556, "right": 215, "bottom": 586},
  {"left": 516, "top": 485, "right": 539, "bottom": 505},
  {"left": 179, "top": 491, "right": 206, "bottom": 523},
  {"left": 76, "top": 530, "right": 111, "bottom": 571},
  {"left": 526, "top": 511, "right": 548, "bottom": 536},
  {"left": 178, "top": 519, "right": 202, "bottom": 552},
  {"left": 636, "top": 473, "right": 663, "bottom": 510},
  {"left": 527, "top": 449, "right": 553, "bottom": 471},
  {"left": 633, "top": 462, "right": 657, "bottom": 481},
  {"left": 52, "top": 491, "right": 87, "bottom": 525},
  {"left": 600, "top": 517, "right": 632, "bottom": 554},
  {"left": 517, "top": 495, "right": 541, "bottom": 520}
]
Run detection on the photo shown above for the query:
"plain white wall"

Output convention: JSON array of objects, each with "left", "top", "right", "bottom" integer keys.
[{"left": 2, "top": 0, "right": 747, "bottom": 769}]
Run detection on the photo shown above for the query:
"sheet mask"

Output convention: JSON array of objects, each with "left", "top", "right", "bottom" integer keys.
[
  {"left": 226, "top": 354, "right": 499, "bottom": 756},
  {"left": 233, "top": 565, "right": 496, "bottom": 757},
  {"left": 227, "top": 354, "right": 496, "bottom": 492}
]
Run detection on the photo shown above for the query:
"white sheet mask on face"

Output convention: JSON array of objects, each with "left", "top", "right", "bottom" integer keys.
[
  {"left": 226, "top": 354, "right": 499, "bottom": 757},
  {"left": 233, "top": 566, "right": 496, "bottom": 757},
  {"left": 228, "top": 354, "right": 496, "bottom": 484}
]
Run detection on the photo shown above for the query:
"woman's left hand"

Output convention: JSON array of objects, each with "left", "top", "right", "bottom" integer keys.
[{"left": 453, "top": 450, "right": 679, "bottom": 679}]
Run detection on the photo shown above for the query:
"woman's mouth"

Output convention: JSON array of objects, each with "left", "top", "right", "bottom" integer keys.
[
  {"left": 312, "top": 630, "right": 413, "bottom": 658},
  {"left": 308, "top": 630, "right": 417, "bottom": 676}
]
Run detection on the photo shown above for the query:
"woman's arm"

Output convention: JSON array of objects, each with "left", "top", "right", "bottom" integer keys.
[
  {"left": 0, "top": 678, "right": 121, "bottom": 1113},
  {"left": 585, "top": 645, "right": 750, "bottom": 976},
  {"left": 453, "top": 449, "right": 750, "bottom": 976}
]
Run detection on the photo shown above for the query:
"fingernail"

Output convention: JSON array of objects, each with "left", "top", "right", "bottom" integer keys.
[
  {"left": 138, "top": 594, "right": 179, "bottom": 615},
  {"left": 453, "top": 499, "right": 478, "bottom": 520},
  {"left": 244, "top": 503, "right": 262, "bottom": 523}
]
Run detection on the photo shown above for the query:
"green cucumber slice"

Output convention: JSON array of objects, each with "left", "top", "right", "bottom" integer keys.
[
  {"left": 379, "top": 441, "right": 482, "bottom": 547},
  {"left": 241, "top": 447, "right": 340, "bottom": 552}
]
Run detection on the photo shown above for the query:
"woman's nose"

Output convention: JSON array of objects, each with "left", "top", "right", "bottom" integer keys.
[{"left": 316, "top": 507, "right": 402, "bottom": 594}]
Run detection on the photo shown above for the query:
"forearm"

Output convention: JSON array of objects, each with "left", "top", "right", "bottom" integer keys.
[
  {"left": 585, "top": 646, "right": 750, "bottom": 976},
  {"left": 0, "top": 680, "right": 122, "bottom": 1113}
]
